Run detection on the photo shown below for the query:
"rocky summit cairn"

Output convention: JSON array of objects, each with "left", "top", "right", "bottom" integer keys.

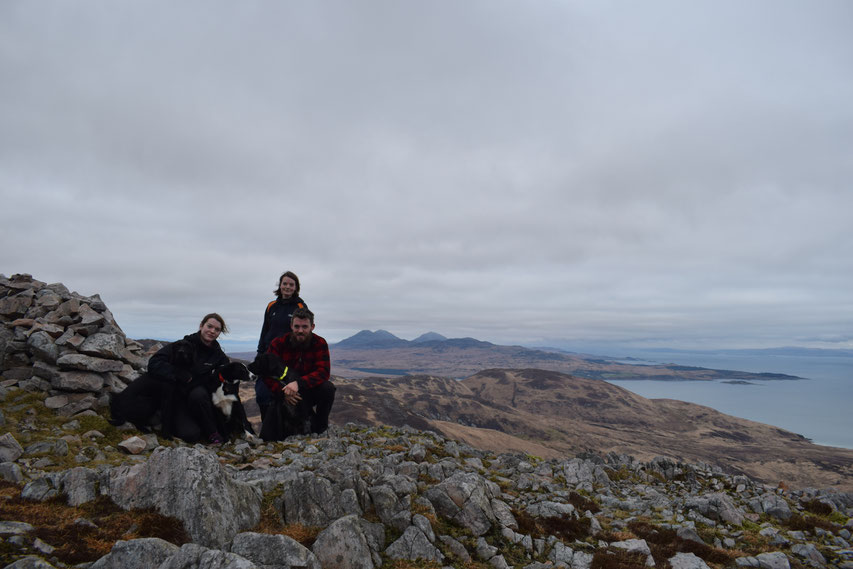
[
  {"left": 0, "top": 273, "right": 149, "bottom": 416},
  {"left": 1, "top": 274, "right": 852, "bottom": 569}
]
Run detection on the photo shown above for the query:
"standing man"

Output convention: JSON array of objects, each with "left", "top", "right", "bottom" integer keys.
[{"left": 264, "top": 306, "right": 335, "bottom": 434}]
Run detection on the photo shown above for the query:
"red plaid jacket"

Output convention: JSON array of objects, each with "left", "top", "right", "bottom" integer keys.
[{"left": 264, "top": 332, "right": 330, "bottom": 392}]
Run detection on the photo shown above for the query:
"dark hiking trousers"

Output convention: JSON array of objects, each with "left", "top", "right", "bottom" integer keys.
[{"left": 303, "top": 381, "right": 336, "bottom": 434}]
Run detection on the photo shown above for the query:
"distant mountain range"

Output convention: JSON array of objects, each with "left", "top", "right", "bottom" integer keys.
[
  {"left": 333, "top": 329, "right": 493, "bottom": 350},
  {"left": 327, "top": 330, "right": 803, "bottom": 382}
]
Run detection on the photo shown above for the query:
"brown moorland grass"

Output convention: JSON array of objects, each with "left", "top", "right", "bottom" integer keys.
[
  {"left": 251, "top": 495, "right": 321, "bottom": 548},
  {"left": 783, "top": 513, "right": 839, "bottom": 534},
  {"left": 512, "top": 508, "right": 592, "bottom": 542},
  {"left": 0, "top": 481, "right": 189, "bottom": 565},
  {"left": 568, "top": 490, "right": 602, "bottom": 513},
  {"left": 627, "top": 519, "right": 734, "bottom": 567},
  {"left": 591, "top": 549, "right": 652, "bottom": 569}
]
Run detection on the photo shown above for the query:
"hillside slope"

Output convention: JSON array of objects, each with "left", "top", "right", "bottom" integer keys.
[{"left": 330, "top": 368, "right": 853, "bottom": 491}]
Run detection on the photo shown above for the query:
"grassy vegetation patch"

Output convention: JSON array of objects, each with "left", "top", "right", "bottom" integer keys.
[
  {"left": 0, "top": 480, "right": 189, "bottom": 566},
  {"left": 783, "top": 513, "right": 839, "bottom": 534},
  {"left": 591, "top": 549, "right": 652, "bottom": 569},
  {"left": 627, "top": 519, "right": 733, "bottom": 566},
  {"left": 513, "top": 508, "right": 592, "bottom": 542},
  {"left": 247, "top": 489, "right": 321, "bottom": 547},
  {"left": 379, "top": 560, "right": 445, "bottom": 569},
  {"left": 801, "top": 499, "right": 832, "bottom": 516},
  {"left": 0, "top": 389, "right": 175, "bottom": 471},
  {"left": 568, "top": 490, "right": 601, "bottom": 513}
]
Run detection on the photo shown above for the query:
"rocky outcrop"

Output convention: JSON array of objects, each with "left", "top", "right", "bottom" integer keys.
[
  {"left": 105, "top": 446, "right": 263, "bottom": 548},
  {"left": 0, "top": 274, "right": 149, "bottom": 416},
  {"left": 2, "top": 423, "right": 851, "bottom": 569}
]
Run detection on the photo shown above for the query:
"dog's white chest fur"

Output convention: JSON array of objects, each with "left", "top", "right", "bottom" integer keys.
[{"left": 212, "top": 385, "right": 238, "bottom": 418}]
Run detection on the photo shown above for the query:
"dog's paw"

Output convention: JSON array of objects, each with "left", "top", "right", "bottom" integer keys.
[{"left": 241, "top": 431, "right": 261, "bottom": 445}]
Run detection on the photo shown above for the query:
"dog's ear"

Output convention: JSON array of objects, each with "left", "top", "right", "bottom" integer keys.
[
  {"left": 248, "top": 353, "right": 285, "bottom": 377},
  {"left": 247, "top": 355, "right": 264, "bottom": 376},
  {"left": 220, "top": 362, "right": 250, "bottom": 382}
]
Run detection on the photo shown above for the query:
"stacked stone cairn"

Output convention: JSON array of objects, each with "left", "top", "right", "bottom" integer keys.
[{"left": 0, "top": 273, "right": 149, "bottom": 417}]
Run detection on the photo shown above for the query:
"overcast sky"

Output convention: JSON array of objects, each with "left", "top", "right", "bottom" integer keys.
[{"left": 2, "top": 1, "right": 851, "bottom": 353}]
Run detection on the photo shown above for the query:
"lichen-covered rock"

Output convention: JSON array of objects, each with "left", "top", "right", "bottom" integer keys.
[
  {"left": 684, "top": 492, "right": 745, "bottom": 525},
  {"left": 424, "top": 471, "right": 497, "bottom": 536},
  {"left": 56, "top": 353, "right": 123, "bottom": 374},
  {"left": 561, "top": 457, "right": 611, "bottom": 488},
  {"left": 230, "top": 532, "right": 320, "bottom": 569},
  {"left": 790, "top": 543, "right": 826, "bottom": 565},
  {"left": 0, "top": 521, "right": 35, "bottom": 536},
  {"left": 78, "top": 332, "right": 126, "bottom": 360},
  {"left": 385, "top": 525, "right": 444, "bottom": 563},
  {"left": 159, "top": 543, "right": 258, "bottom": 569},
  {"left": 0, "top": 432, "right": 24, "bottom": 462},
  {"left": 59, "top": 466, "right": 101, "bottom": 506},
  {"left": 281, "top": 471, "right": 348, "bottom": 526},
  {"left": 368, "top": 483, "right": 411, "bottom": 531},
  {"left": 311, "top": 514, "right": 384, "bottom": 569},
  {"left": 755, "top": 552, "right": 791, "bottom": 569},
  {"left": 670, "top": 552, "right": 711, "bottom": 569},
  {"left": 89, "top": 537, "right": 180, "bottom": 569},
  {"left": 0, "top": 461, "right": 24, "bottom": 484},
  {"left": 2, "top": 555, "right": 60, "bottom": 568},
  {"left": 26, "top": 331, "right": 58, "bottom": 364},
  {"left": 106, "top": 447, "right": 262, "bottom": 548},
  {"left": 751, "top": 493, "right": 793, "bottom": 521}
]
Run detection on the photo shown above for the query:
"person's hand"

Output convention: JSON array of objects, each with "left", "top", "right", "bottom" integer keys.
[
  {"left": 283, "top": 380, "right": 300, "bottom": 406},
  {"left": 283, "top": 380, "right": 299, "bottom": 396},
  {"left": 285, "top": 391, "right": 302, "bottom": 406}
]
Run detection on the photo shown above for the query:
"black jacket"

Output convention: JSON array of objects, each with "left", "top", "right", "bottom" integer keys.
[
  {"left": 256, "top": 296, "right": 307, "bottom": 355},
  {"left": 148, "top": 331, "right": 229, "bottom": 383}
]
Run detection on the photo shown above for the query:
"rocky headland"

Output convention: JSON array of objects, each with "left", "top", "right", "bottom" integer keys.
[{"left": 1, "top": 273, "right": 852, "bottom": 569}]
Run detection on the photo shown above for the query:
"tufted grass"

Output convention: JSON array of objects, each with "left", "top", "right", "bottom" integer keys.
[
  {"left": 0, "top": 388, "right": 175, "bottom": 472},
  {"left": 800, "top": 499, "right": 849, "bottom": 526},
  {"left": 568, "top": 490, "right": 601, "bottom": 513},
  {"left": 783, "top": 512, "right": 839, "bottom": 534},
  {"left": 512, "top": 508, "right": 593, "bottom": 542},
  {"left": 0, "top": 480, "right": 189, "bottom": 565},
  {"left": 380, "top": 560, "right": 444, "bottom": 569},
  {"left": 627, "top": 519, "right": 734, "bottom": 568},
  {"left": 251, "top": 489, "right": 321, "bottom": 547},
  {"left": 591, "top": 549, "right": 653, "bottom": 569}
]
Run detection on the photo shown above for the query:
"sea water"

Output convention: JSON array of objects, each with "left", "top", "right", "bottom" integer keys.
[{"left": 605, "top": 350, "right": 853, "bottom": 450}]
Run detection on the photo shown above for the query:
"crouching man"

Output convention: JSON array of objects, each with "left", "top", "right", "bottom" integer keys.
[{"left": 265, "top": 306, "right": 335, "bottom": 434}]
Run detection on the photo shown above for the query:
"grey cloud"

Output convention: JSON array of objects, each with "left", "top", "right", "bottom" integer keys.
[{"left": 1, "top": 0, "right": 851, "bottom": 351}]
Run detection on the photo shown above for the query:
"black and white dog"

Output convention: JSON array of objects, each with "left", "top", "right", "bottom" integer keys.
[
  {"left": 202, "top": 361, "right": 257, "bottom": 441},
  {"left": 248, "top": 353, "right": 312, "bottom": 440}
]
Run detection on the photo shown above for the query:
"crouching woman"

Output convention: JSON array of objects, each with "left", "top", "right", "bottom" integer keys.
[{"left": 111, "top": 313, "right": 231, "bottom": 444}]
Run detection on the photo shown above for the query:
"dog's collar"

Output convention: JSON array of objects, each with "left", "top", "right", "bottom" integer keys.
[
  {"left": 277, "top": 366, "right": 289, "bottom": 383},
  {"left": 218, "top": 373, "right": 226, "bottom": 384}
]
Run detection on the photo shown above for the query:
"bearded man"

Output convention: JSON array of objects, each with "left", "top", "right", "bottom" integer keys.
[{"left": 264, "top": 306, "right": 335, "bottom": 434}]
